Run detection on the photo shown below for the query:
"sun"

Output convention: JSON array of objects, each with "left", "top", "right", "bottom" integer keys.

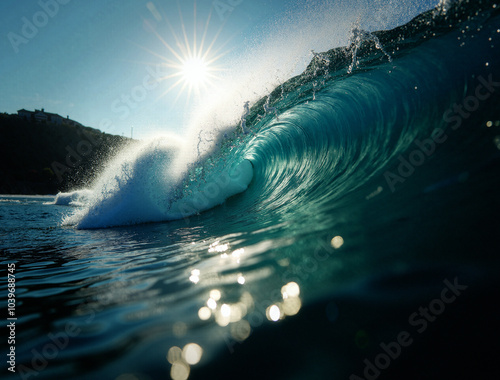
[
  {"left": 180, "top": 56, "right": 209, "bottom": 86},
  {"left": 138, "top": 2, "right": 228, "bottom": 104}
]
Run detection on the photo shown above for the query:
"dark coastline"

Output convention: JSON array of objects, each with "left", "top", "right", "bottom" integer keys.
[{"left": 0, "top": 113, "right": 129, "bottom": 195}]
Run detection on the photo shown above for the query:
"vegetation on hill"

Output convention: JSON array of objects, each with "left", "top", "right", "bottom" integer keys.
[{"left": 0, "top": 113, "right": 130, "bottom": 194}]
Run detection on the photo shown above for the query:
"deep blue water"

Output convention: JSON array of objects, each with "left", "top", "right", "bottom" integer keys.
[{"left": 2, "top": 1, "right": 500, "bottom": 379}]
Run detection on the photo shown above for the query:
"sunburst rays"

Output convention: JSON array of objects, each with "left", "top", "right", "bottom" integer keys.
[{"left": 138, "top": 1, "right": 230, "bottom": 107}]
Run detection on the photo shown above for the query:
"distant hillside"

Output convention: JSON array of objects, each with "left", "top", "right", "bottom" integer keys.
[{"left": 0, "top": 113, "right": 130, "bottom": 195}]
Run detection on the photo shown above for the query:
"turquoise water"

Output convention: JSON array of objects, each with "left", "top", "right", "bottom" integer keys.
[{"left": 2, "top": 1, "right": 500, "bottom": 379}]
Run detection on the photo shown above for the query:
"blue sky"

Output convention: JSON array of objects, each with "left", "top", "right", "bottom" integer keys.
[{"left": 1, "top": 0, "right": 438, "bottom": 139}]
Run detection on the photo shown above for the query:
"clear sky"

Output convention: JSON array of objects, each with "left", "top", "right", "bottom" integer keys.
[{"left": 1, "top": 0, "right": 438, "bottom": 139}]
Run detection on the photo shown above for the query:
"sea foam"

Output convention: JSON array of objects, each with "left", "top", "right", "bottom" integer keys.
[
  {"left": 50, "top": 189, "right": 93, "bottom": 206},
  {"left": 63, "top": 138, "right": 253, "bottom": 229}
]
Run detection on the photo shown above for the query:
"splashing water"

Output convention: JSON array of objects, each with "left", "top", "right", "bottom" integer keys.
[
  {"left": 240, "top": 101, "right": 251, "bottom": 134},
  {"left": 348, "top": 28, "right": 393, "bottom": 73},
  {"left": 438, "top": 0, "right": 459, "bottom": 13}
]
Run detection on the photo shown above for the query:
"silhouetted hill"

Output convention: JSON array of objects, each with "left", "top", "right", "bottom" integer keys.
[{"left": 0, "top": 113, "right": 130, "bottom": 194}]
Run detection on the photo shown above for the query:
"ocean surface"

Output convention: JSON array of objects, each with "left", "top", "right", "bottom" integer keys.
[{"left": 2, "top": 1, "right": 500, "bottom": 379}]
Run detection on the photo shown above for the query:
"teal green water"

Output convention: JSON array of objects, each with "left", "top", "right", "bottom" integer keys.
[{"left": 2, "top": 1, "right": 500, "bottom": 379}]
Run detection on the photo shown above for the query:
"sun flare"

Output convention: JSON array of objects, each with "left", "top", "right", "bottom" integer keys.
[
  {"left": 139, "top": 2, "right": 228, "bottom": 105},
  {"left": 181, "top": 56, "right": 209, "bottom": 86}
]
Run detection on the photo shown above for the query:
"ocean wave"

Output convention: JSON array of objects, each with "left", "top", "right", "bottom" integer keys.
[{"left": 63, "top": 0, "right": 499, "bottom": 229}]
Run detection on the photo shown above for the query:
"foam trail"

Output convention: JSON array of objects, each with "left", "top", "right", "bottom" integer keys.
[{"left": 50, "top": 190, "right": 93, "bottom": 206}]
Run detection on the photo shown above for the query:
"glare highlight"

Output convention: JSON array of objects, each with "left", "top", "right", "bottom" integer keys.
[
  {"left": 267, "top": 305, "right": 282, "bottom": 322},
  {"left": 141, "top": 2, "right": 227, "bottom": 106},
  {"left": 331, "top": 236, "right": 345, "bottom": 249},
  {"left": 182, "top": 343, "right": 203, "bottom": 365}
]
